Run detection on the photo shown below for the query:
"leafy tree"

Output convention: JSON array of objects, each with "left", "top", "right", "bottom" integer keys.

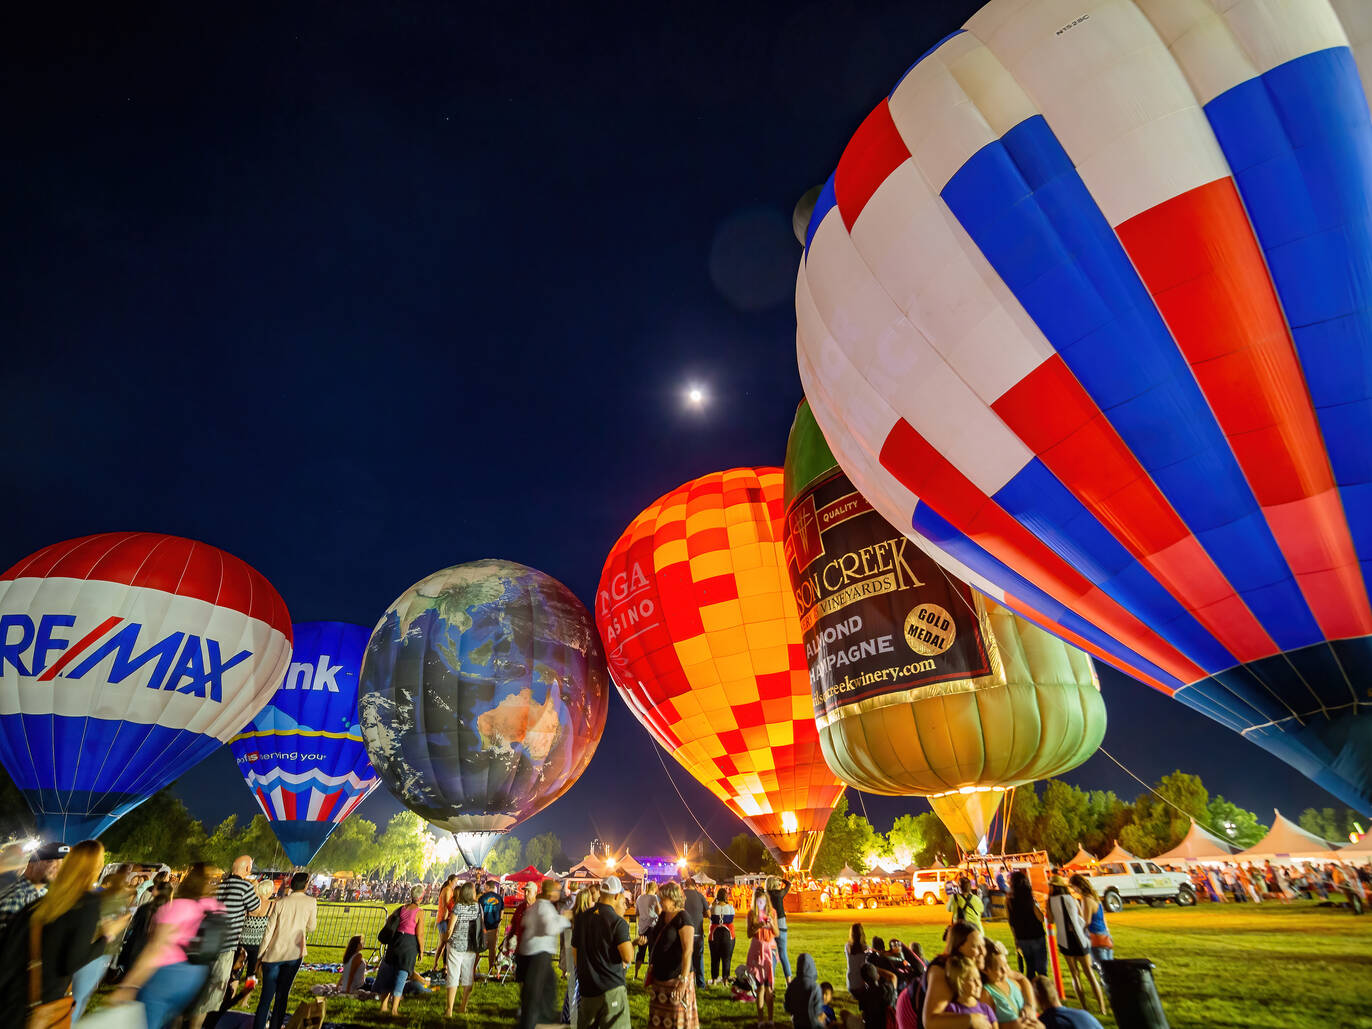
[
  {"left": 100, "top": 789, "right": 210, "bottom": 866},
  {"left": 906, "top": 812, "right": 957, "bottom": 868},
  {"left": 1009, "top": 780, "right": 1098, "bottom": 863},
  {"left": 524, "top": 832, "right": 561, "bottom": 872},
  {"left": 313, "top": 816, "right": 379, "bottom": 873},
  {"left": 886, "top": 814, "right": 927, "bottom": 867},
  {"left": 0, "top": 768, "right": 33, "bottom": 843},
  {"left": 486, "top": 835, "right": 523, "bottom": 876},
  {"left": 1298, "top": 807, "right": 1359, "bottom": 845},
  {"left": 812, "top": 794, "right": 880, "bottom": 877},
  {"left": 374, "top": 812, "right": 428, "bottom": 878},
  {"left": 1120, "top": 771, "right": 1208, "bottom": 857},
  {"left": 1207, "top": 797, "right": 1265, "bottom": 848},
  {"left": 1080, "top": 791, "right": 1133, "bottom": 854},
  {"left": 723, "top": 834, "right": 776, "bottom": 875}
]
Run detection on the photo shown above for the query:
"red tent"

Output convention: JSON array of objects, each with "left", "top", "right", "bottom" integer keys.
[{"left": 505, "top": 865, "right": 549, "bottom": 883}]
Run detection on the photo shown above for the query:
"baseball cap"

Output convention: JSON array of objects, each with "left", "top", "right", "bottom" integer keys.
[
  {"left": 600, "top": 875, "right": 624, "bottom": 895},
  {"left": 35, "top": 842, "right": 69, "bottom": 861}
]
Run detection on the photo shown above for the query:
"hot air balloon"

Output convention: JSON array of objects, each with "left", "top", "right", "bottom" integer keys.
[
  {"left": 597, "top": 468, "right": 845, "bottom": 870},
  {"left": 0, "top": 532, "right": 293, "bottom": 840},
  {"left": 796, "top": 0, "right": 1372, "bottom": 816},
  {"left": 229, "top": 621, "right": 379, "bottom": 866},
  {"left": 358, "top": 560, "right": 608, "bottom": 868},
  {"left": 784, "top": 400, "right": 1105, "bottom": 852}
]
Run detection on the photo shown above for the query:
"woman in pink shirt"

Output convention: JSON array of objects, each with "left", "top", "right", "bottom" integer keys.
[{"left": 111, "top": 863, "right": 224, "bottom": 1029}]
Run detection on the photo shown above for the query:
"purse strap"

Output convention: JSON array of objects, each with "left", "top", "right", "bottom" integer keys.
[{"left": 27, "top": 912, "right": 42, "bottom": 1009}]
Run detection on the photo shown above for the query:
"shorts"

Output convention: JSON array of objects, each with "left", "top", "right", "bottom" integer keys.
[
  {"left": 577, "top": 985, "right": 630, "bottom": 1029},
  {"left": 448, "top": 951, "right": 476, "bottom": 987},
  {"left": 436, "top": 919, "right": 449, "bottom": 945},
  {"left": 189, "top": 948, "right": 236, "bottom": 1016}
]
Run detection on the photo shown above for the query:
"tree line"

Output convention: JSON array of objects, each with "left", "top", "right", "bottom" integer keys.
[{"left": 0, "top": 768, "right": 1359, "bottom": 879}]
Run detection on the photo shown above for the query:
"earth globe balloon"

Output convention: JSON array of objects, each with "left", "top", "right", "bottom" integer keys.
[
  {"left": 796, "top": 0, "right": 1372, "bottom": 816},
  {"left": 359, "top": 559, "right": 609, "bottom": 868}
]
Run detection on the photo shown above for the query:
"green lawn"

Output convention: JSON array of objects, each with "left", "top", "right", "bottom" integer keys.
[{"left": 127, "top": 900, "right": 1372, "bottom": 1028}]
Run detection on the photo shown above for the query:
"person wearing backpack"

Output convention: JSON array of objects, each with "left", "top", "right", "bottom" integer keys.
[
  {"left": 110, "top": 862, "right": 225, "bottom": 1029},
  {"left": 253, "top": 871, "right": 317, "bottom": 1029},
  {"left": 945, "top": 879, "right": 984, "bottom": 935}
]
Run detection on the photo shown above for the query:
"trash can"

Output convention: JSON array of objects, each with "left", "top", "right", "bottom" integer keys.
[{"left": 1098, "top": 958, "right": 1169, "bottom": 1029}]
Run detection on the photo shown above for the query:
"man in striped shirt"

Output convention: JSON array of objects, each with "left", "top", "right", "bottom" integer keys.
[{"left": 189, "top": 854, "right": 260, "bottom": 1028}]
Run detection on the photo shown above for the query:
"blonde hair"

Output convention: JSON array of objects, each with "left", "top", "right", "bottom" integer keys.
[
  {"left": 176, "top": 863, "right": 222, "bottom": 901},
  {"left": 658, "top": 881, "right": 683, "bottom": 907},
  {"left": 32, "top": 840, "right": 103, "bottom": 928},
  {"left": 458, "top": 882, "right": 477, "bottom": 904},
  {"left": 645, "top": 881, "right": 657, "bottom": 895},
  {"left": 574, "top": 886, "right": 599, "bottom": 917},
  {"left": 946, "top": 954, "right": 981, "bottom": 1000}
]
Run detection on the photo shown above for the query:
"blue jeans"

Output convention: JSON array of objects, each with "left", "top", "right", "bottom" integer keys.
[
  {"left": 139, "top": 962, "right": 210, "bottom": 1029},
  {"left": 72, "top": 953, "right": 112, "bottom": 1022},
  {"left": 1017, "top": 936, "right": 1049, "bottom": 979},
  {"left": 774, "top": 924, "right": 792, "bottom": 979},
  {"left": 254, "top": 958, "right": 302, "bottom": 1029}
]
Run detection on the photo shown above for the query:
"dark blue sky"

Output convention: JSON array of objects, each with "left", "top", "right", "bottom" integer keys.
[{"left": 3, "top": 1, "right": 1348, "bottom": 861}]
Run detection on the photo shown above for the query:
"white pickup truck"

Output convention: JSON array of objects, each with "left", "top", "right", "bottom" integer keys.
[{"left": 1086, "top": 860, "right": 1197, "bottom": 912}]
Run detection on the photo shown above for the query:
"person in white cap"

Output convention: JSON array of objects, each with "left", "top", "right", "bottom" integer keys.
[{"left": 573, "top": 875, "right": 633, "bottom": 1029}]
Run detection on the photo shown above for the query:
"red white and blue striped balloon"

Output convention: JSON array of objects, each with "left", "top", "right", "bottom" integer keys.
[
  {"left": 0, "top": 533, "right": 294, "bottom": 841},
  {"left": 797, "top": 0, "right": 1372, "bottom": 814},
  {"left": 229, "top": 622, "right": 380, "bottom": 866}
]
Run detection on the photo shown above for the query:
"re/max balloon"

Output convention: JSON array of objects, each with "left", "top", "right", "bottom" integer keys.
[
  {"left": 797, "top": 0, "right": 1372, "bottom": 814},
  {"left": 359, "top": 560, "right": 608, "bottom": 868},
  {"left": 0, "top": 533, "right": 293, "bottom": 841},
  {"left": 597, "top": 467, "right": 845, "bottom": 871},
  {"left": 229, "top": 621, "right": 379, "bottom": 866}
]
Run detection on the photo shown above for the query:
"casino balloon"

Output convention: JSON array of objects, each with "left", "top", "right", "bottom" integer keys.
[
  {"left": 0, "top": 533, "right": 293, "bottom": 841},
  {"left": 229, "top": 621, "right": 380, "bottom": 867},
  {"left": 598, "top": 467, "right": 845, "bottom": 871},
  {"left": 797, "top": 0, "right": 1372, "bottom": 816}
]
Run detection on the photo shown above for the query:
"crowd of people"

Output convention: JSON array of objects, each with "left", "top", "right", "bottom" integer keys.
[
  {"left": 0, "top": 838, "right": 318, "bottom": 1029},
  {"left": 3, "top": 836, "right": 1365, "bottom": 1028},
  {"left": 1175, "top": 859, "right": 1370, "bottom": 909}
]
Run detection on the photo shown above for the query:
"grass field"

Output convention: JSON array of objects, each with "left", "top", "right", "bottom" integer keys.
[{"left": 122, "top": 900, "right": 1372, "bottom": 1028}]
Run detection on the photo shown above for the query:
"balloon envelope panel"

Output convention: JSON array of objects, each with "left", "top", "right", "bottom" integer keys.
[
  {"left": 796, "top": 0, "right": 1372, "bottom": 814},
  {"left": 229, "top": 621, "right": 379, "bottom": 866},
  {"left": 0, "top": 533, "right": 293, "bottom": 841},
  {"left": 359, "top": 560, "right": 608, "bottom": 839},
  {"left": 597, "top": 467, "right": 845, "bottom": 869}
]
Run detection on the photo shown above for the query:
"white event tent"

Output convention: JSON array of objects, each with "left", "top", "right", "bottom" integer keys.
[
  {"left": 1155, "top": 819, "right": 1238, "bottom": 863},
  {"left": 1231, "top": 810, "right": 1336, "bottom": 862}
]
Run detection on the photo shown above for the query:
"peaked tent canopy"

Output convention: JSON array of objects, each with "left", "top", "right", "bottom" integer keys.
[
  {"left": 1065, "top": 845, "right": 1096, "bottom": 869},
  {"left": 1233, "top": 811, "right": 1334, "bottom": 859},
  {"left": 692, "top": 872, "right": 716, "bottom": 885},
  {"left": 1337, "top": 833, "right": 1372, "bottom": 856},
  {"left": 838, "top": 865, "right": 860, "bottom": 880},
  {"left": 1100, "top": 841, "right": 1135, "bottom": 864},
  {"left": 1155, "top": 820, "right": 1238, "bottom": 862},
  {"left": 505, "top": 865, "right": 549, "bottom": 883}
]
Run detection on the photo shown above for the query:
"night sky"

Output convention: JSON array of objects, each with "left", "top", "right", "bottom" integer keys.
[{"left": 3, "top": 1, "right": 1349, "bottom": 862}]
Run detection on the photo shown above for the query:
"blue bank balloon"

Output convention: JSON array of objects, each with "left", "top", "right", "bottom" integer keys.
[{"left": 229, "top": 621, "right": 380, "bottom": 866}]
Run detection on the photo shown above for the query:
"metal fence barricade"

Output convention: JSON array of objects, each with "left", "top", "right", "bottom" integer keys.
[{"left": 308, "top": 902, "right": 391, "bottom": 949}]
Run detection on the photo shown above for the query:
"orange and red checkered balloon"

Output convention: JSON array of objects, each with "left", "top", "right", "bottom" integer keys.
[{"left": 596, "top": 467, "right": 845, "bottom": 870}]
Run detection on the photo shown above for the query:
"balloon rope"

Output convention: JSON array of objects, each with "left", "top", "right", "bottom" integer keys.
[
  {"left": 854, "top": 788, "right": 871, "bottom": 823},
  {"left": 651, "top": 742, "right": 750, "bottom": 874},
  {"left": 1098, "top": 746, "right": 1235, "bottom": 843}
]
